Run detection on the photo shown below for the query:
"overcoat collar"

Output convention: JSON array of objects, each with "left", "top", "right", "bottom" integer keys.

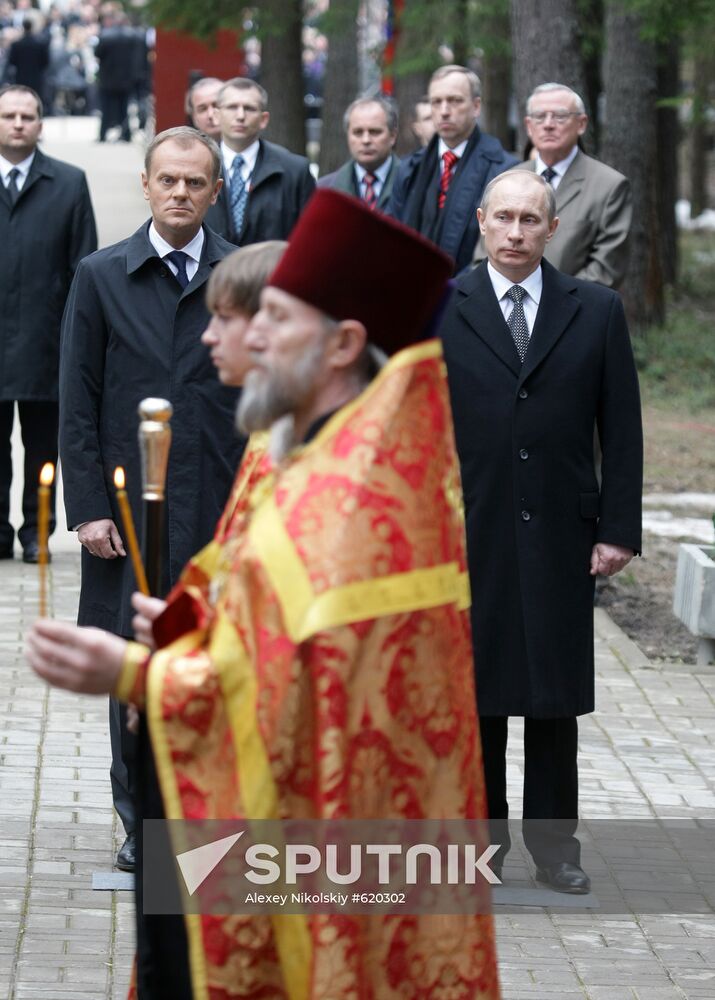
[
  {"left": 126, "top": 220, "right": 226, "bottom": 294},
  {"left": 455, "top": 258, "right": 580, "bottom": 381}
]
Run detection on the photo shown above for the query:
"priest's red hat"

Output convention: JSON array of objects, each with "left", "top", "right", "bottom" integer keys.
[{"left": 267, "top": 188, "right": 454, "bottom": 355}]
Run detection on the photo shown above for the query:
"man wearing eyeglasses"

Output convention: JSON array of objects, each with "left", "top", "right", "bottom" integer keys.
[
  {"left": 204, "top": 77, "right": 315, "bottom": 247},
  {"left": 519, "top": 82, "right": 632, "bottom": 289}
]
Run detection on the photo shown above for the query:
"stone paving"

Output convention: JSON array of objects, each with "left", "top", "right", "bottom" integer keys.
[{"left": 2, "top": 550, "right": 713, "bottom": 999}]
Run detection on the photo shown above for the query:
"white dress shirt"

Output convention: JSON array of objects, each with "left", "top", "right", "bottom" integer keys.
[
  {"left": 221, "top": 140, "right": 259, "bottom": 188},
  {"left": 148, "top": 222, "right": 204, "bottom": 283},
  {"left": 354, "top": 156, "right": 392, "bottom": 203},
  {"left": 487, "top": 261, "right": 542, "bottom": 336},
  {"left": 534, "top": 145, "right": 578, "bottom": 190},
  {"left": 0, "top": 151, "right": 35, "bottom": 191}
]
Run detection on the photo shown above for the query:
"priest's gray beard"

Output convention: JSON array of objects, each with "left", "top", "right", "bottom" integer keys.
[{"left": 235, "top": 333, "right": 327, "bottom": 446}]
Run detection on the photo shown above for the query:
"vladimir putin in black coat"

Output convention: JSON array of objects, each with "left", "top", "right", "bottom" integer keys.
[{"left": 440, "top": 169, "right": 642, "bottom": 893}]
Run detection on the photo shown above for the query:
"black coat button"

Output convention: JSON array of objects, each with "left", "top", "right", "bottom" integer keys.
[
  {"left": 518, "top": 388, "right": 528, "bottom": 399},
  {"left": 521, "top": 510, "right": 531, "bottom": 521},
  {"left": 519, "top": 449, "right": 529, "bottom": 460}
]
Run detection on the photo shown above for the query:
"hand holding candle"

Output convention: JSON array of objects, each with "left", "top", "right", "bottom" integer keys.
[
  {"left": 37, "top": 462, "right": 54, "bottom": 617},
  {"left": 113, "top": 467, "right": 149, "bottom": 596}
]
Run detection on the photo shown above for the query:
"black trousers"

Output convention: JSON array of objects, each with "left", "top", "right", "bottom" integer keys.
[
  {"left": 109, "top": 696, "right": 137, "bottom": 836},
  {"left": 0, "top": 400, "right": 58, "bottom": 553},
  {"left": 99, "top": 88, "right": 130, "bottom": 140},
  {"left": 479, "top": 715, "right": 580, "bottom": 868}
]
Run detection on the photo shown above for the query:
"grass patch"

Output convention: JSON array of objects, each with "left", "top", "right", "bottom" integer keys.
[{"left": 634, "top": 231, "right": 715, "bottom": 412}]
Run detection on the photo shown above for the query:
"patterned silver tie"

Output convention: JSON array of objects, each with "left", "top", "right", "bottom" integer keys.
[
  {"left": 506, "top": 285, "right": 529, "bottom": 361},
  {"left": 229, "top": 155, "right": 248, "bottom": 236}
]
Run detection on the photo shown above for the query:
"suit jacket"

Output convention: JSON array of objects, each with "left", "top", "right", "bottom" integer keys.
[
  {"left": 317, "top": 152, "right": 400, "bottom": 211},
  {"left": 518, "top": 151, "right": 632, "bottom": 288},
  {"left": 441, "top": 259, "right": 642, "bottom": 717},
  {"left": 0, "top": 148, "right": 97, "bottom": 401},
  {"left": 204, "top": 139, "right": 315, "bottom": 246},
  {"left": 387, "top": 127, "right": 518, "bottom": 274},
  {"left": 7, "top": 32, "right": 49, "bottom": 92},
  {"left": 95, "top": 25, "right": 139, "bottom": 91},
  {"left": 59, "top": 223, "right": 243, "bottom": 635}
]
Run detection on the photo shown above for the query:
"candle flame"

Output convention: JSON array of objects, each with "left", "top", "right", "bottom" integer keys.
[
  {"left": 114, "top": 466, "right": 126, "bottom": 490},
  {"left": 39, "top": 463, "right": 55, "bottom": 487}
]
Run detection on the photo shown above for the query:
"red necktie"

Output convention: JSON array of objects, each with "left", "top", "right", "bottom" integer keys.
[
  {"left": 438, "top": 150, "right": 459, "bottom": 209},
  {"left": 363, "top": 172, "right": 377, "bottom": 210}
]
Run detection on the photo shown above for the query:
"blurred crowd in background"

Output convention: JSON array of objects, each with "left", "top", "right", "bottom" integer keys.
[{"left": 0, "top": 0, "right": 153, "bottom": 124}]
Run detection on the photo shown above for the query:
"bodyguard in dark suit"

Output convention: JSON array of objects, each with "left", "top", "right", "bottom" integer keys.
[
  {"left": 60, "top": 127, "right": 242, "bottom": 876},
  {"left": 441, "top": 170, "right": 642, "bottom": 892},
  {"left": 94, "top": 10, "right": 136, "bottom": 142},
  {"left": 204, "top": 77, "right": 315, "bottom": 246},
  {"left": 0, "top": 84, "right": 96, "bottom": 562},
  {"left": 317, "top": 95, "right": 400, "bottom": 212},
  {"left": 388, "top": 64, "right": 517, "bottom": 273}
]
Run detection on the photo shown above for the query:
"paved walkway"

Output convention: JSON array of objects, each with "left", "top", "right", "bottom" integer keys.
[
  {"left": 2, "top": 119, "right": 714, "bottom": 999},
  {"left": 1, "top": 547, "right": 713, "bottom": 998}
]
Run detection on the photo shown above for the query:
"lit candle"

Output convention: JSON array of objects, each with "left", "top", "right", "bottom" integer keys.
[
  {"left": 37, "top": 462, "right": 54, "bottom": 618},
  {"left": 113, "top": 467, "right": 149, "bottom": 596}
]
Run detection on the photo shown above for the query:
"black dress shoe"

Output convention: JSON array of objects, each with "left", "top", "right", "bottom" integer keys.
[
  {"left": 22, "top": 542, "right": 51, "bottom": 564},
  {"left": 0, "top": 548, "right": 12, "bottom": 559},
  {"left": 535, "top": 862, "right": 591, "bottom": 894},
  {"left": 116, "top": 833, "right": 136, "bottom": 872}
]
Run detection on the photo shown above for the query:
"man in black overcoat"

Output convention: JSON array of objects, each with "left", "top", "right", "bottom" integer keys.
[
  {"left": 7, "top": 20, "right": 49, "bottom": 98},
  {"left": 0, "top": 84, "right": 96, "bottom": 563},
  {"left": 204, "top": 77, "right": 315, "bottom": 246},
  {"left": 441, "top": 169, "right": 643, "bottom": 892},
  {"left": 388, "top": 64, "right": 517, "bottom": 274},
  {"left": 59, "top": 127, "right": 241, "bottom": 877},
  {"left": 94, "top": 9, "right": 136, "bottom": 142}
]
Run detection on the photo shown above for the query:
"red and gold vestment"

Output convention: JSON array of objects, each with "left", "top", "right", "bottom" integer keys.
[{"left": 118, "top": 340, "right": 500, "bottom": 1000}]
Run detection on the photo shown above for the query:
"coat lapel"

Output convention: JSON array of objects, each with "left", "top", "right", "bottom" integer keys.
[
  {"left": 554, "top": 150, "right": 586, "bottom": 214},
  {"left": 456, "top": 262, "right": 522, "bottom": 377},
  {"left": 520, "top": 260, "right": 580, "bottom": 380}
]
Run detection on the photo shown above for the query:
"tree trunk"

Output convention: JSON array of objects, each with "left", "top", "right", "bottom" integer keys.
[
  {"left": 319, "top": 0, "right": 360, "bottom": 175},
  {"left": 451, "top": 0, "right": 470, "bottom": 66},
  {"left": 479, "top": 4, "right": 512, "bottom": 151},
  {"left": 259, "top": 0, "right": 306, "bottom": 154},
  {"left": 656, "top": 39, "right": 679, "bottom": 286},
  {"left": 602, "top": 3, "right": 664, "bottom": 330},
  {"left": 690, "top": 46, "right": 714, "bottom": 218},
  {"left": 510, "top": 0, "right": 590, "bottom": 151},
  {"left": 391, "top": 4, "right": 432, "bottom": 156}
]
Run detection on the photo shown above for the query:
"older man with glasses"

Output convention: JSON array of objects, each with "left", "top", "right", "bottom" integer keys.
[{"left": 517, "top": 82, "right": 632, "bottom": 289}]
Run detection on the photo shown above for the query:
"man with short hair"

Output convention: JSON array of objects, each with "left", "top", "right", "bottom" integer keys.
[
  {"left": 519, "top": 82, "right": 632, "bottom": 288},
  {"left": 441, "top": 168, "right": 643, "bottom": 893},
  {"left": 0, "top": 84, "right": 96, "bottom": 564},
  {"left": 317, "top": 95, "right": 400, "bottom": 211},
  {"left": 184, "top": 76, "right": 222, "bottom": 140},
  {"left": 389, "top": 63, "right": 517, "bottom": 273},
  {"left": 205, "top": 76, "right": 315, "bottom": 246},
  {"left": 30, "top": 189, "right": 500, "bottom": 999},
  {"left": 59, "top": 126, "right": 242, "bottom": 875}
]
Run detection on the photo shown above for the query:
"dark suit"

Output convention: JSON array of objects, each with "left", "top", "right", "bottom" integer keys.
[
  {"left": 0, "top": 149, "right": 96, "bottom": 555},
  {"left": 95, "top": 24, "right": 137, "bottom": 141},
  {"left": 388, "top": 127, "right": 517, "bottom": 273},
  {"left": 59, "top": 222, "right": 243, "bottom": 863},
  {"left": 204, "top": 139, "right": 315, "bottom": 245},
  {"left": 518, "top": 151, "right": 632, "bottom": 288},
  {"left": 317, "top": 152, "right": 400, "bottom": 211},
  {"left": 441, "top": 258, "right": 642, "bottom": 864},
  {"left": 7, "top": 31, "right": 50, "bottom": 95}
]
